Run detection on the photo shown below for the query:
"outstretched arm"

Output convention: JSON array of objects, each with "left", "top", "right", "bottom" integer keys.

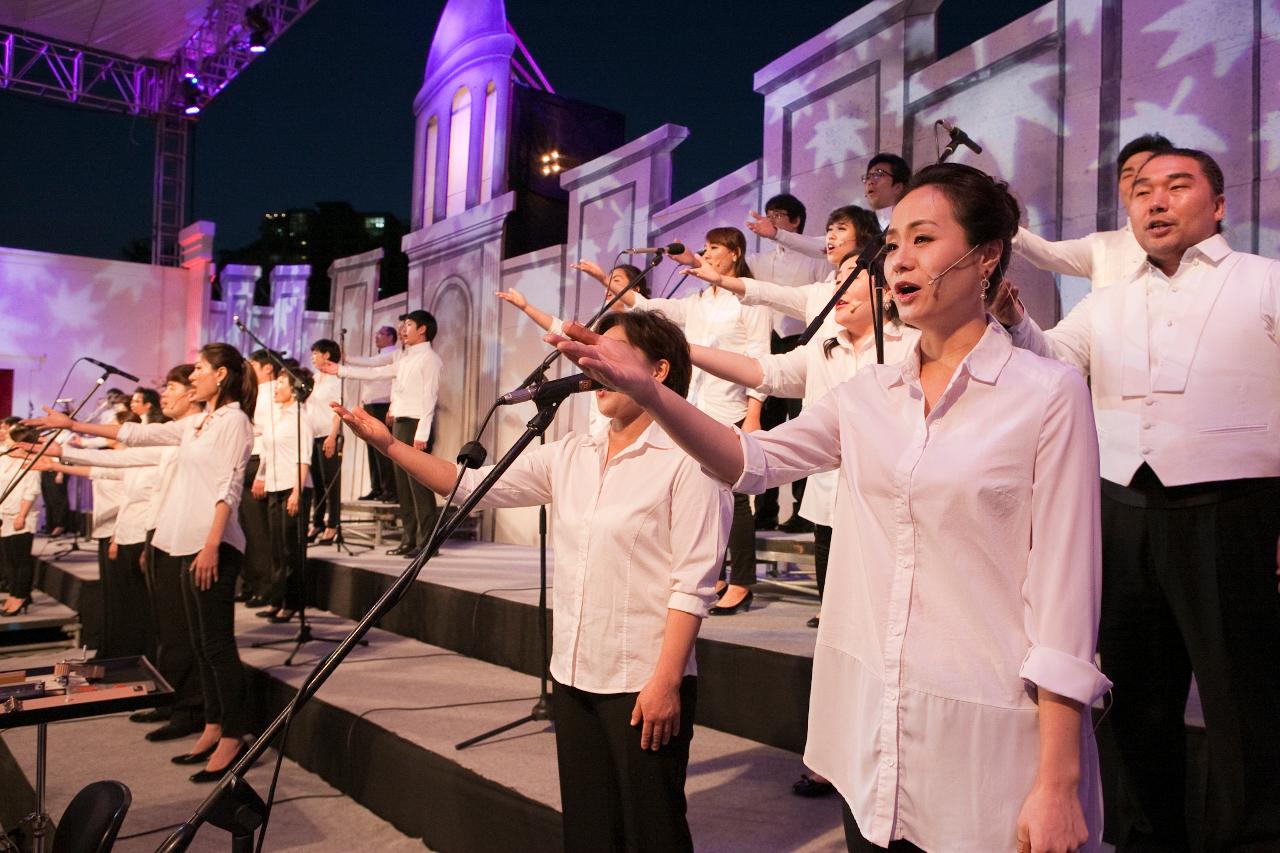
[
  {"left": 689, "top": 345, "right": 765, "bottom": 390},
  {"left": 496, "top": 289, "right": 557, "bottom": 333},
  {"left": 331, "top": 402, "right": 459, "bottom": 495}
]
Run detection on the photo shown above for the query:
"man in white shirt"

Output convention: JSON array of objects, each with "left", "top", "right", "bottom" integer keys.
[
  {"left": 307, "top": 340, "right": 344, "bottom": 543},
  {"left": 861, "top": 152, "right": 910, "bottom": 232},
  {"left": 241, "top": 350, "right": 281, "bottom": 606},
  {"left": 1014, "top": 133, "right": 1174, "bottom": 291},
  {"left": 324, "top": 310, "right": 443, "bottom": 557},
  {"left": 995, "top": 148, "right": 1280, "bottom": 852},
  {"left": 355, "top": 326, "right": 398, "bottom": 502}
]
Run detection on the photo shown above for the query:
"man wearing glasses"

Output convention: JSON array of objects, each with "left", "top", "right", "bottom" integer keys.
[{"left": 861, "top": 153, "right": 911, "bottom": 231}]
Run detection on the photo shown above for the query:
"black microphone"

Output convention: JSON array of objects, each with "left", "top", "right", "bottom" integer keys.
[
  {"left": 939, "top": 120, "right": 983, "bottom": 155},
  {"left": 498, "top": 373, "right": 601, "bottom": 406},
  {"left": 623, "top": 242, "right": 686, "bottom": 256},
  {"left": 84, "top": 357, "right": 140, "bottom": 383}
]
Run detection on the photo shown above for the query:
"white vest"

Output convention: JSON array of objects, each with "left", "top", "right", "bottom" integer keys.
[{"left": 1089, "top": 240, "right": 1280, "bottom": 486}]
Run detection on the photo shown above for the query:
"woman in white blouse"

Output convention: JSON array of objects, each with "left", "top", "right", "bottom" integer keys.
[
  {"left": 333, "top": 311, "right": 731, "bottom": 853},
  {"left": 28, "top": 343, "right": 257, "bottom": 783},
  {"left": 552, "top": 164, "right": 1110, "bottom": 853}
]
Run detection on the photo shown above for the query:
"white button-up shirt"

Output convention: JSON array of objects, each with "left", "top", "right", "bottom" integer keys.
[
  {"left": 88, "top": 455, "right": 161, "bottom": 546},
  {"left": 339, "top": 341, "right": 442, "bottom": 443},
  {"left": 356, "top": 345, "right": 397, "bottom": 405},
  {"left": 64, "top": 442, "right": 176, "bottom": 537},
  {"left": 0, "top": 456, "right": 40, "bottom": 537},
  {"left": 755, "top": 322, "right": 918, "bottom": 526},
  {"left": 632, "top": 289, "right": 771, "bottom": 426},
  {"left": 455, "top": 423, "right": 731, "bottom": 694},
  {"left": 747, "top": 240, "right": 831, "bottom": 336},
  {"left": 305, "top": 373, "right": 342, "bottom": 441},
  {"left": 257, "top": 401, "right": 314, "bottom": 492},
  {"left": 250, "top": 383, "right": 277, "bottom": 457},
  {"left": 735, "top": 323, "right": 1111, "bottom": 851},
  {"left": 1014, "top": 223, "right": 1146, "bottom": 291},
  {"left": 118, "top": 403, "right": 254, "bottom": 557}
]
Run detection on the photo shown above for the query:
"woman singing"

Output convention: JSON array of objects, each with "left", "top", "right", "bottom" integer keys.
[
  {"left": 552, "top": 164, "right": 1111, "bottom": 853},
  {"left": 333, "top": 311, "right": 730, "bottom": 852}
]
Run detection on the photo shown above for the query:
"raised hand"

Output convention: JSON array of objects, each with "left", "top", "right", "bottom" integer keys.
[
  {"left": 316, "top": 360, "right": 340, "bottom": 376},
  {"left": 495, "top": 288, "right": 528, "bottom": 310},
  {"left": 569, "top": 260, "right": 608, "bottom": 284},
  {"left": 746, "top": 210, "right": 778, "bottom": 239},
  {"left": 330, "top": 402, "right": 394, "bottom": 453},
  {"left": 546, "top": 322, "right": 657, "bottom": 402},
  {"left": 680, "top": 264, "right": 722, "bottom": 287},
  {"left": 23, "top": 406, "right": 73, "bottom": 432}
]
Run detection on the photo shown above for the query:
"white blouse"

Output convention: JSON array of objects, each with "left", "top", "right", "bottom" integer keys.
[
  {"left": 89, "top": 458, "right": 161, "bottom": 546},
  {"left": 754, "top": 322, "right": 917, "bottom": 526},
  {"left": 257, "top": 401, "right": 315, "bottom": 492},
  {"left": 306, "top": 373, "right": 342, "bottom": 440},
  {"left": 454, "top": 423, "right": 731, "bottom": 694},
  {"left": 734, "top": 323, "right": 1111, "bottom": 851},
  {"left": 0, "top": 456, "right": 41, "bottom": 537},
  {"left": 118, "top": 403, "right": 254, "bottom": 558}
]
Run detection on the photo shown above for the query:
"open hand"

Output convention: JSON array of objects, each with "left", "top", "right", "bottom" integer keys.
[
  {"left": 631, "top": 676, "right": 681, "bottom": 751},
  {"left": 680, "top": 264, "right": 722, "bottom": 287},
  {"left": 191, "top": 544, "right": 219, "bottom": 591},
  {"left": 316, "top": 360, "right": 340, "bottom": 376},
  {"left": 330, "top": 402, "right": 394, "bottom": 453},
  {"left": 1016, "top": 779, "right": 1089, "bottom": 853},
  {"left": 495, "top": 288, "right": 528, "bottom": 309},
  {"left": 24, "top": 407, "right": 73, "bottom": 432},
  {"left": 569, "top": 260, "right": 608, "bottom": 284},
  {"left": 546, "top": 322, "right": 658, "bottom": 402},
  {"left": 746, "top": 210, "right": 778, "bottom": 239}
]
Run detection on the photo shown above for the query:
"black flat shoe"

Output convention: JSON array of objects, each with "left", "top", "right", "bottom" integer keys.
[
  {"left": 806, "top": 615, "right": 820, "bottom": 629},
  {"left": 268, "top": 609, "right": 295, "bottom": 624},
  {"left": 385, "top": 545, "right": 411, "bottom": 556},
  {"left": 147, "top": 718, "right": 204, "bottom": 742},
  {"left": 779, "top": 516, "right": 815, "bottom": 534},
  {"left": 130, "top": 707, "right": 171, "bottom": 724},
  {"left": 792, "top": 773, "right": 835, "bottom": 798},
  {"left": 190, "top": 743, "right": 249, "bottom": 784},
  {"left": 710, "top": 588, "right": 753, "bottom": 616},
  {"left": 245, "top": 596, "right": 269, "bottom": 608},
  {"left": 172, "top": 744, "right": 217, "bottom": 765}
]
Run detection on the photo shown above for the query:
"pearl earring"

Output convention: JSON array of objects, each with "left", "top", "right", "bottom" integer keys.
[{"left": 980, "top": 278, "right": 990, "bottom": 300}]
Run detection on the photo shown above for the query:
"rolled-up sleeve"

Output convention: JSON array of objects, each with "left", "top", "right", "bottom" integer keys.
[
  {"left": 732, "top": 389, "right": 843, "bottom": 494},
  {"left": 666, "top": 457, "right": 732, "bottom": 617},
  {"left": 1019, "top": 368, "right": 1112, "bottom": 706},
  {"left": 756, "top": 348, "right": 808, "bottom": 398},
  {"left": 209, "top": 412, "right": 254, "bottom": 511}
]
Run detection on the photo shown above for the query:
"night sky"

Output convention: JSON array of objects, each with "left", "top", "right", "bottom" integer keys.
[{"left": 0, "top": 0, "right": 1044, "bottom": 261}]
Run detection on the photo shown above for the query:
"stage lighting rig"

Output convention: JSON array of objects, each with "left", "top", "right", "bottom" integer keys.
[
  {"left": 246, "top": 4, "right": 271, "bottom": 53},
  {"left": 181, "top": 73, "right": 205, "bottom": 115},
  {"left": 539, "top": 150, "right": 562, "bottom": 176}
]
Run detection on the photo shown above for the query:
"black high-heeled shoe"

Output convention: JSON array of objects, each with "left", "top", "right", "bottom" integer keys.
[
  {"left": 171, "top": 743, "right": 217, "bottom": 765},
  {"left": 268, "top": 609, "right": 295, "bottom": 624},
  {"left": 709, "top": 588, "right": 753, "bottom": 616},
  {"left": 1, "top": 597, "right": 31, "bottom": 617},
  {"left": 190, "top": 742, "right": 249, "bottom": 783}
]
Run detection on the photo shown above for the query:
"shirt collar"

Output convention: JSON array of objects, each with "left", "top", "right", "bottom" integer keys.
[
  {"left": 879, "top": 320, "right": 1011, "bottom": 389},
  {"left": 585, "top": 419, "right": 672, "bottom": 453},
  {"left": 1139, "top": 233, "right": 1233, "bottom": 278}
]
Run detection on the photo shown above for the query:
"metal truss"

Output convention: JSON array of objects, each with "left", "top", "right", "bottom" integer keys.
[
  {"left": 152, "top": 113, "right": 191, "bottom": 266},
  {"left": 0, "top": 29, "right": 159, "bottom": 114}
]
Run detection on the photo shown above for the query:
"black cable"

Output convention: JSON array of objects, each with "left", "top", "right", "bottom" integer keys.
[{"left": 660, "top": 262, "right": 692, "bottom": 299}]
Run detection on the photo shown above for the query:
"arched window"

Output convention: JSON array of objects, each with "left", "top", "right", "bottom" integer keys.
[
  {"left": 445, "top": 87, "right": 471, "bottom": 217},
  {"left": 423, "top": 116, "right": 439, "bottom": 223},
  {"left": 480, "top": 81, "right": 497, "bottom": 202}
]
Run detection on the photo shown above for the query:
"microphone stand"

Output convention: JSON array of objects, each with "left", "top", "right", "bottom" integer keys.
[
  {"left": 454, "top": 251, "right": 663, "bottom": 750},
  {"left": 798, "top": 241, "right": 890, "bottom": 364},
  {"left": 230, "top": 316, "right": 350, "bottom": 665},
  {"left": 155, "top": 395, "right": 569, "bottom": 853}
]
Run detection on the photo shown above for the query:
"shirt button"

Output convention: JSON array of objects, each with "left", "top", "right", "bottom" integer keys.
[
  {"left": 885, "top": 757, "right": 896, "bottom": 768},
  {"left": 1144, "top": 399, "right": 1156, "bottom": 407},
  {"left": 1141, "top": 447, "right": 1152, "bottom": 455},
  {"left": 1142, "top": 423, "right": 1152, "bottom": 430},
  {"left": 1166, "top": 320, "right": 1173, "bottom": 327}
]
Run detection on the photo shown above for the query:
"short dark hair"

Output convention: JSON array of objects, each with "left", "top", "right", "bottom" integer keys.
[
  {"left": 826, "top": 205, "right": 883, "bottom": 253},
  {"left": 1117, "top": 133, "right": 1174, "bottom": 171},
  {"left": 165, "top": 364, "right": 195, "bottom": 387},
  {"left": 868, "top": 153, "right": 911, "bottom": 186},
  {"left": 399, "top": 310, "right": 438, "bottom": 341},
  {"left": 906, "top": 163, "right": 1022, "bottom": 297},
  {"left": 133, "top": 387, "right": 166, "bottom": 422},
  {"left": 595, "top": 311, "right": 693, "bottom": 399},
  {"left": 2, "top": 416, "right": 22, "bottom": 428},
  {"left": 764, "top": 193, "right": 807, "bottom": 233},
  {"left": 311, "top": 338, "right": 341, "bottom": 361},
  {"left": 610, "top": 263, "right": 649, "bottom": 299},
  {"left": 376, "top": 325, "right": 398, "bottom": 342},
  {"left": 1137, "top": 147, "right": 1225, "bottom": 233}
]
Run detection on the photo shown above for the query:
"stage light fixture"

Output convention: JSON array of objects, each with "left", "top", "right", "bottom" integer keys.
[
  {"left": 181, "top": 73, "right": 204, "bottom": 115},
  {"left": 538, "top": 149, "right": 563, "bottom": 177},
  {"left": 246, "top": 4, "right": 271, "bottom": 53}
]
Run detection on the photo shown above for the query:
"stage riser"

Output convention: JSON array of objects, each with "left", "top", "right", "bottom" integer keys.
[
  {"left": 33, "top": 560, "right": 101, "bottom": 651},
  {"left": 245, "top": 668, "right": 563, "bottom": 853},
  {"left": 308, "top": 556, "right": 813, "bottom": 753}
]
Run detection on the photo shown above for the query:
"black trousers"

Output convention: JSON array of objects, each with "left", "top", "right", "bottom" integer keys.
[
  {"left": 1, "top": 532, "right": 35, "bottom": 599},
  {"left": 147, "top": 539, "right": 203, "bottom": 719},
  {"left": 723, "top": 492, "right": 757, "bottom": 587},
  {"left": 239, "top": 456, "right": 272, "bottom": 598},
  {"left": 814, "top": 523, "right": 832, "bottom": 599},
  {"left": 266, "top": 489, "right": 311, "bottom": 610},
  {"left": 40, "top": 471, "right": 69, "bottom": 532},
  {"left": 179, "top": 543, "right": 246, "bottom": 739},
  {"left": 363, "top": 402, "right": 396, "bottom": 499},
  {"left": 391, "top": 418, "right": 438, "bottom": 549},
  {"left": 101, "top": 540, "right": 152, "bottom": 658},
  {"left": 753, "top": 333, "right": 806, "bottom": 524},
  {"left": 1098, "top": 467, "right": 1280, "bottom": 853},
  {"left": 310, "top": 437, "right": 342, "bottom": 530},
  {"left": 552, "top": 677, "right": 697, "bottom": 853},
  {"left": 840, "top": 799, "right": 924, "bottom": 852}
]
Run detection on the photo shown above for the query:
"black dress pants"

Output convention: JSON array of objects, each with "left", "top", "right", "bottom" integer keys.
[
  {"left": 391, "top": 418, "right": 438, "bottom": 549},
  {"left": 179, "top": 543, "right": 246, "bottom": 739},
  {"left": 840, "top": 799, "right": 924, "bottom": 852},
  {"left": 1098, "top": 467, "right": 1280, "bottom": 853},
  {"left": 724, "top": 492, "right": 757, "bottom": 587},
  {"left": 147, "top": 539, "right": 203, "bottom": 721},
  {"left": 101, "top": 540, "right": 152, "bottom": 658},
  {"left": 239, "top": 456, "right": 272, "bottom": 598},
  {"left": 753, "top": 333, "right": 806, "bottom": 525},
  {"left": 267, "top": 488, "right": 311, "bottom": 610},
  {"left": 363, "top": 402, "right": 395, "bottom": 499},
  {"left": 552, "top": 677, "right": 697, "bottom": 853},
  {"left": 813, "top": 523, "right": 832, "bottom": 599},
  {"left": 1, "top": 532, "right": 35, "bottom": 599},
  {"left": 310, "top": 437, "right": 342, "bottom": 531},
  {"left": 40, "top": 471, "right": 69, "bottom": 532}
]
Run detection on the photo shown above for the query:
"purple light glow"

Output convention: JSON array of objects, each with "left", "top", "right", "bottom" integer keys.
[{"left": 184, "top": 104, "right": 201, "bottom": 115}]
